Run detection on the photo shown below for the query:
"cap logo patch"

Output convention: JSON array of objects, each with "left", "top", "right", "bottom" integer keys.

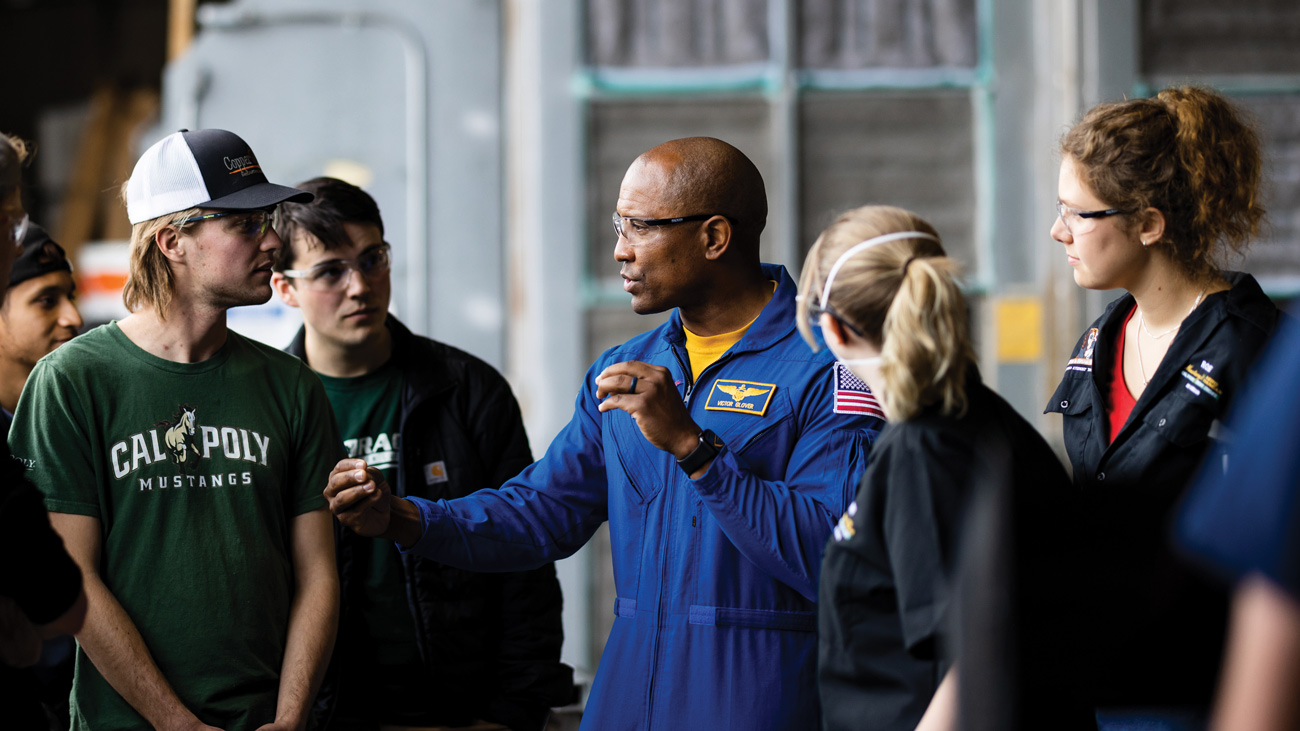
[
  {"left": 705, "top": 379, "right": 776, "bottom": 416},
  {"left": 223, "top": 154, "right": 260, "bottom": 177}
]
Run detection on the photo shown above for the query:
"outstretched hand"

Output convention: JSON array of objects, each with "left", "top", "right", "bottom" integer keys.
[
  {"left": 596, "top": 361, "right": 701, "bottom": 460},
  {"left": 324, "top": 459, "right": 392, "bottom": 538}
]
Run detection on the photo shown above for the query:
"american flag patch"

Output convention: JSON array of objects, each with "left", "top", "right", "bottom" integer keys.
[{"left": 833, "top": 362, "right": 884, "bottom": 419}]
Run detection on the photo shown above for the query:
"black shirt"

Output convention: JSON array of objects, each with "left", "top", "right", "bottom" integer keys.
[
  {"left": 0, "top": 439, "right": 83, "bottom": 729},
  {"left": 819, "top": 371, "right": 1076, "bottom": 731},
  {"left": 1045, "top": 272, "right": 1280, "bottom": 707}
]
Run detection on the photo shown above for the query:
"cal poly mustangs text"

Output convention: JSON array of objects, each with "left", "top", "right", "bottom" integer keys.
[{"left": 110, "top": 424, "right": 272, "bottom": 483}]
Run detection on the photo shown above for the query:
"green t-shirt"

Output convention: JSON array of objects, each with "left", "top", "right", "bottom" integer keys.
[
  {"left": 318, "top": 364, "right": 429, "bottom": 723},
  {"left": 8, "top": 323, "right": 341, "bottom": 731}
]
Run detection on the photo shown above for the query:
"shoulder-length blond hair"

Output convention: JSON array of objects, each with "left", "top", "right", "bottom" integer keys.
[
  {"left": 797, "top": 205, "right": 974, "bottom": 421},
  {"left": 118, "top": 181, "right": 200, "bottom": 317}
]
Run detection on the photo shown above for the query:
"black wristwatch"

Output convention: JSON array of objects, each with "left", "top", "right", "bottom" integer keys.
[{"left": 677, "top": 429, "right": 722, "bottom": 475}]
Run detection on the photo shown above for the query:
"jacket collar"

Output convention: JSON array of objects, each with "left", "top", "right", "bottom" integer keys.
[
  {"left": 285, "top": 315, "right": 456, "bottom": 403},
  {"left": 1100, "top": 271, "right": 1274, "bottom": 336},
  {"left": 662, "top": 262, "right": 798, "bottom": 353},
  {"left": 1090, "top": 271, "right": 1275, "bottom": 424},
  {"left": 1217, "top": 271, "right": 1276, "bottom": 330},
  {"left": 385, "top": 316, "right": 456, "bottom": 403}
]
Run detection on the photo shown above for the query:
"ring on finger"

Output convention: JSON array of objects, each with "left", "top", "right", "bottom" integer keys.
[{"left": 628, "top": 375, "right": 638, "bottom": 394}]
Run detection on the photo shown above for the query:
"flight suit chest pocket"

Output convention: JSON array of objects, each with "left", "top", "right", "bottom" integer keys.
[
  {"left": 1144, "top": 390, "right": 1216, "bottom": 449},
  {"left": 708, "top": 389, "right": 795, "bottom": 476},
  {"left": 608, "top": 411, "right": 671, "bottom": 505}
]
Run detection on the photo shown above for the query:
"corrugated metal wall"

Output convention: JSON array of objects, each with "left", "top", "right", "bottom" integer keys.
[
  {"left": 798, "top": 91, "right": 975, "bottom": 263},
  {"left": 1141, "top": 0, "right": 1300, "bottom": 290},
  {"left": 587, "top": 0, "right": 769, "bottom": 66},
  {"left": 1142, "top": 0, "right": 1300, "bottom": 76},
  {"left": 799, "top": 0, "right": 977, "bottom": 68}
]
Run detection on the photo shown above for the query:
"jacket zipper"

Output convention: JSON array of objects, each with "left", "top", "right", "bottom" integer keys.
[
  {"left": 671, "top": 344, "right": 695, "bottom": 402},
  {"left": 672, "top": 342, "right": 737, "bottom": 406},
  {"left": 647, "top": 342, "right": 739, "bottom": 725},
  {"left": 646, "top": 342, "right": 701, "bottom": 728},
  {"left": 645, "top": 483, "right": 676, "bottom": 729}
]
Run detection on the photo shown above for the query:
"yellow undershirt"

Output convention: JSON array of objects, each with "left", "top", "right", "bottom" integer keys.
[{"left": 682, "top": 282, "right": 776, "bottom": 380}]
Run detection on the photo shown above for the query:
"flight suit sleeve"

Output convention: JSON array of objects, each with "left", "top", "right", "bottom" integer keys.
[
  {"left": 403, "top": 362, "right": 613, "bottom": 571},
  {"left": 689, "top": 367, "right": 883, "bottom": 601}
]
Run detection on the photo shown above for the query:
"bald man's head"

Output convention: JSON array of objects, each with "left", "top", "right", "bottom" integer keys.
[{"left": 636, "top": 137, "right": 767, "bottom": 247}]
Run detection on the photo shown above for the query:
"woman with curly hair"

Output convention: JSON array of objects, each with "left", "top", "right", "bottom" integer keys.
[{"left": 1047, "top": 86, "right": 1282, "bottom": 729}]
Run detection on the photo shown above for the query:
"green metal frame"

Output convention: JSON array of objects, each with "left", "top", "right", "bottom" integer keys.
[{"left": 574, "top": 0, "right": 996, "bottom": 307}]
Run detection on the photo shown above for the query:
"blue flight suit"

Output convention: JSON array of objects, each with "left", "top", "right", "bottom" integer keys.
[{"left": 401, "top": 263, "right": 882, "bottom": 729}]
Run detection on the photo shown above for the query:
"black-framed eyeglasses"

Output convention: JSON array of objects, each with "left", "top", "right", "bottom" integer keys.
[
  {"left": 179, "top": 209, "right": 274, "bottom": 240},
  {"left": 611, "top": 212, "right": 729, "bottom": 242},
  {"left": 281, "top": 243, "right": 392, "bottom": 292},
  {"left": 800, "top": 295, "right": 864, "bottom": 338},
  {"left": 1055, "top": 201, "right": 1129, "bottom": 236}
]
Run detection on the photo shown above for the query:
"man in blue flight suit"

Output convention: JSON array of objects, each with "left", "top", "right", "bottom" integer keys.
[{"left": 325, "top": 137, "right": 883, "bottom": 729}]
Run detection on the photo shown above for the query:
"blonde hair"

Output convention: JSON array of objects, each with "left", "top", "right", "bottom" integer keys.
[
  {"left": 119, "top": 181, "right": 200, "bottom": 316},
  {"left": 797, "top": 205, "right": 974, "bottom": 421}
]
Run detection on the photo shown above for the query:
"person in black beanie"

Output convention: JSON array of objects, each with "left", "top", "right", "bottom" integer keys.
[
  {"left": 0, "top": 132, "right": 87, "bottom": 731},
  {"left": 0, "top": 222, "right": 82, "bottom": 434}
]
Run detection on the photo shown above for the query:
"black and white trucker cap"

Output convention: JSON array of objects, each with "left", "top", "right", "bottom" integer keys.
[{"left": 125, "top": 129, "right": 313, "bottom": 225}]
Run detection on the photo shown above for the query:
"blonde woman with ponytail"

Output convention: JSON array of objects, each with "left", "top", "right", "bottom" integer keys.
[
  {"left": 802, "top": 206, "right": 1076, "bottom": 731},
  {"left": 1047, "top": 86, "right": 1282, "bottom": 730}
]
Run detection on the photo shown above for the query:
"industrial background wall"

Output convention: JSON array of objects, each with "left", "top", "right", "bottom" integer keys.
[{"left": 5, "top": 0, "right": 1300, "bottom": 697}]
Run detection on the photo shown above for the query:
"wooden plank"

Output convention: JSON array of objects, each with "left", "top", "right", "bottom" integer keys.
[
  {"left": 168, "top": 0, "right": 197, "bottom": 63},
  {"left": 96, "top": 88, "right": 160, "bottom": 244},
  {"left": 55, "top": 86, "right": 116, "bottom": 257}
]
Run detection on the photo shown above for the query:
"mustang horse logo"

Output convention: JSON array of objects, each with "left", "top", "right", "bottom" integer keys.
[
  {"left": 717, "top": 383, "right": 770, "bottom": 402},
  {"left": 162, "top": 406, "right": 201, "bottom": 465}
]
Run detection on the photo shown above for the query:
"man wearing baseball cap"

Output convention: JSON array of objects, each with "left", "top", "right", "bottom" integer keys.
[
  {"left": 10, "top": 129, "right": 343, "bottom": 731},
  {"left": 0, "top": 223, "right": 83, "bottom": 435}
]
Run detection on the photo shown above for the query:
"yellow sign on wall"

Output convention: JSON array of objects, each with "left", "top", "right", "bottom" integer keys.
[{"left": 995, "top": 297, "right": 1043, "bottom": 363}]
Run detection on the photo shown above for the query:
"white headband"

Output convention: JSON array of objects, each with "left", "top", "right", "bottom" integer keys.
[{"left": 819, "top": 230, "right": 942, "bottom": 308}]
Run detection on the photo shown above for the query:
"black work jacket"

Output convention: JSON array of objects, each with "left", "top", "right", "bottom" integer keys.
[
  {"left": 821, "top": 371, "right": 1092, "bottom": 731},
  {"left": 289, "top": 317, "right": 574, "bottom": 731},
  {"left": 1044, "top": 272, "right": 1280, "bottom": 707}
]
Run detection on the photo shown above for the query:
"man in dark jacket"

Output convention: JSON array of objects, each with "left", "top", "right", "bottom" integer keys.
[{"left": 271, "top": 177, "right": 574, "bottom": 731}]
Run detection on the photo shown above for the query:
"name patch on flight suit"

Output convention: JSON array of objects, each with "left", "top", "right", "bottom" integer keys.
[
  {"left": 1182, "top": 361, "right": 1223, "bottom": 400},
  {"left": 705, "top": 379, "right": 777, "bottom": 416},
  {"left": 1066, "top": 328, "right": 1099, "bottom": 373}
]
